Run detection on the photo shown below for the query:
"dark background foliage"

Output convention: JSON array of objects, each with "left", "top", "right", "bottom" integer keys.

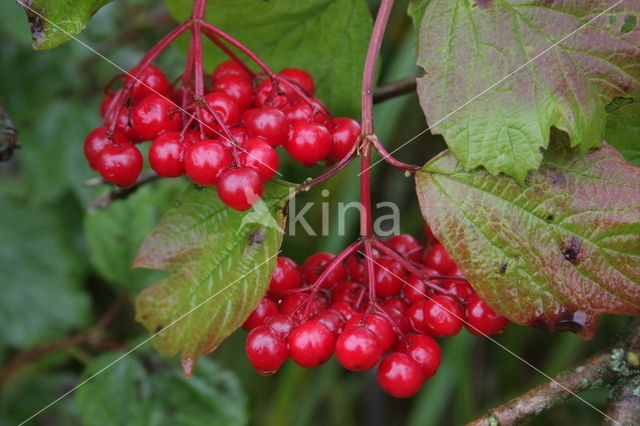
[{"left": 0, "top": 0, "right": 628, "bottom": 424}]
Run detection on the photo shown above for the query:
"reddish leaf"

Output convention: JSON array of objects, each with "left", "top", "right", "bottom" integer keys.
[{"left": 416, "top": 143, "right": 640, "bottom": 338}]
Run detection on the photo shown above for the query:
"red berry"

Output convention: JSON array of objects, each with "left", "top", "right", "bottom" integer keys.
[
  {"left": 126, "top": 65, "right": 171, "bottom": 103},
  {"left": 329, "top": 117, "right": 360, "bottom": 161},
  {"left": 376, "top": 352, "right": 424, "bottom": 398},
  {"left": 424, "top": 224, "right": 437, "bottom": 246},
  {"left": 245, "top": 325, "right": 287, "bottom": 375},
  {"left": 149, "top": 131, "right": 187, "bottom": 177},
  {"left": 95, "top": 143, "right": 143, "bottom": 188},
  {"left": 212, "top": 60, "right": 252, "bottom": 82},
  {"left": 212, "top": 74, "right": 253, "bottom": 111},
  {"left": 403, "top": 271, "right": 437, "bottom": 304},
  {"left": 100, "top": 93, "right": 115, "bottom": 118},
  {"left": 345, "top": 248, "right": 380, "bottom": 281},
  {"left": 184, "top": 140, "right": 232, "bottom": 186},
  {"left": 283, "top": 100, "right": 329, "bottom": 125},
  {"left": 200, "top": 92, "right": 241, "bottom": 138},
  {"left": 243, "top": 107, "right": 289, "bottom": 146},
  {"left": 280, "top": 293, "right": 328, "bottom": 324},
  {"left": 374, "top": 257, "right": 406, "bottom": 298},
  {"left": 269, "top": 257, "right": 303, "bottom": 293},
  {"left": 346, "top": 313, "right": 395, "bottom": 353},
  {"left": 464, "top": 294, "right": 509, "bottom": 336},
  {"left": 381, "top": 297, "right": 408, "bottom": 314},
  {"left": 114, "top": 103, "right": 140, "bottom": 143},
  {"left": 329, "top": 301, "right": 357, "bottom": 321},
  {"left": 423, "top": 244, "right": 456, "bottom": 274},
  {"left": 240, "top": 138, "right": 279, "bottom": 181},
  {"left": 406, "top": 300, "right": 431, "bottom": 334},
  {"left": 402, "top": 334, "right": 441, "bottom": 379},
  {"left": 287, "top": 320, "right": 335, "bottom": 367},
  {"left": 423, "top": 295, "right": 464, "bottom": 337},
  {"left": 285, "top": 122, "right": 332, "bottom": 166},
  {"left": 336, "top": 326, "right": 382, "bottom": 371},
  {"left": 278, "top": 68, "right": 315, "bottom": 95},
  {"left": 384, "top": 306, "right": 411, "bottom": 334},
  {"left": 254, "top": 79, "right": 294, "bottom": 109},
  {"left": 264, "top": 314, "right": 295, "bottom": 339},
  {"left": 84, "top": 127, "right": 128, "bottom": 170},
  {"left": 386, "top": 234, "right": 423, "bottom": 263},
  {"left": 442, "top": 280, "right": 474, "bottom": 301},
  {"left": 216, "top": 167, "right": 264, "bottom": 211},
  {"left": 243, "top": 297, "right": 278, "bottom": 331},
  {"left": 302, "top": 252, "right": 347, "bottom": 289},
  {"left": 229, "top": 127, "right": 249, "bottom": 144},
  {"left": 130, "top": 94, "right": 181, "bottom": 141},
  {"left": 331, "top": 281, "right": 365, "bottom": 306},
  {"left": 313, "top": 309, "right": 346, "bottom": 336}
]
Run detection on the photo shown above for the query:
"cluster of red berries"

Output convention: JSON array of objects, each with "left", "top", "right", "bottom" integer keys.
[
  {"left": 242, "top": 228, "right": 509, "bottom": 398},
  {"left": 84, "top": 61, "right": 360, "bottom": 210}
]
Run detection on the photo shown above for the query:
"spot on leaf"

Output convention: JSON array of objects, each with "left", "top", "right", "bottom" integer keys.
[
  {"left": 605, "top": 97, "right": 634, "bottom": 113},
  {"left": 621, "top": 15, "right": 637, "bottom": 34},
  {"left": 562, "top": 236, "right": 582, "bottom": 264}
]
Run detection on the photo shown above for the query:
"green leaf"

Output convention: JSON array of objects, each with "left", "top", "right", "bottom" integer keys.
[
  {"left": 0, "top": 197, "right": 89, "bottom": 348},
  {"left": 415, "top": 1, "right": 640, "bottom": 182},
  {"left": 407, "top": 0, "right": 429, "bottom": 30},
  {"left": 163, "top": 0, "right": 372, "bottom": 118},
  {"left": 75, "top": 352, "right": 247, "bottom": 426},
  {"left": 18, "top": 0, "right": 113, "bottom": 50},
  {"left": 84, "top": 180, "right": 186, "bottom": 292},
  {"left": 415, "top": 142, "right": 640, "bottom": 338},
  {"left": 605, "top": 102, "right": 640, "bottom": 167},
  {"left": 134, "top": 181, "right": 294, "bottom": 376}
]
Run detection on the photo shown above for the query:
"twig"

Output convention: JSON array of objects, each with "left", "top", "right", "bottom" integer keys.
[
  {"left": 0, "top": 295, "right": 129, "bottom": 384},
  {"left": 373, "top": 74, "right": 421, "bottom": 103},
  {"left": 606, "top": 374, "right": 640, "bottom": 425},
  {"left": 467, "top": 318, "right": 640, "bottom": 426},
  {"left": 87, "top": 170, "right": 160, "bottom": 209}
]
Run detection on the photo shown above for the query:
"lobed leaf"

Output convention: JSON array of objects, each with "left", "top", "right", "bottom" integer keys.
[
  {"left": 18, "top": 0, "right": 113, "bottom": 50},
  {"left": 416, "top": 142, "right": 640, "bottom": 338},
  {"left": 134, "top": 181, "right": 294, "bottom": 376},
  {"left": 415, "top": 0, "right": 640, "bottom": 182}
]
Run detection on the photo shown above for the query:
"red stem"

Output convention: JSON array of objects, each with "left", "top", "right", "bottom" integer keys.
[
  {"left": 370, "top": 135, "right": 421, "bottom": 172},
  {"left": 104, "top": 21, "right": 190, "bottom": 130},
  {"left": 296, "top": 149, "right": 357, "bottom": 193}
]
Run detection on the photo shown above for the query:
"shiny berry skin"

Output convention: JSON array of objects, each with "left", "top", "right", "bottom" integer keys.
[
  {"left": 184, "top": 140, "right": 232, "bottom": 186},
  {"left": 84, "top": 127, "right": 128, "bottom": 170},
  {"left": 346, "top": 313, "right": 394, "bottom": 353},
  {"left": 403, "top": 274, "right": 431, "bottom": 304},
  {"left": 442, "top": 280, "right": 474, "bottom": 301},
  {"left": 280, "top": 293, "right": 328, "bottom": 324},
  {"left": 345, "top": 248, "right": 380, "bottom": 281},
  {"left": 148, "top": 132, "right": 187, "bottom": 177},
  {"left": 254, "top": 79, "right": 294, "bottom": 109},
  {"left": 313, "top": 309, "right": 346, "bottom": 336},
  {"left": 245, "top": 325, "right": 287, "bottom": 375},
  {"left": 278, "top": 68, "right": 315, "bottom": 95},
  {"left": 302, "top": 252, "right": 347, "bottom": 289},
  {"left": 424, "top": 224, "right": 437, "bottom": 246},
  {"left": 329, "top": 117, "right": 360, "bottom": 161},
  {"left": 243, "top": 108, "right": 289, "bottom": 146},
  {"left": 406, "top": 300, "right": 431, "bottom": 334},
  {"left": 381, "top": 297, "right": 408, "bottom": 314},
  {"left": 126, "top": 65, "right": 171, "bottom": 103},
  {"left": 285, "top": 122, "right": 332, "bottom": 166},
  {"left": 95, "top": 143, "right": 143, "bottom": 188},
  {"left": 114, "top": 104, "right": 140, "bottom": 142},
  {"left": 384, "top": 305, "right": 411, "bottom": 334},
  {"left": 335, "top": 326, "right": 382, "bottom": 371},
  {"left": 464, "top": 294, "right": 509, "bottom": 336},
  {"left": 423, "top": 243, "right": 457, "bottom": 274},
  {"left": 216, "top": 167, "right": 264, "bottom": 211},
  {"left": 240, "top": 138, "right": 279, "bottom": 181},
  {"left": 212, "top": 60, "right": 252, "bottom": 82},
  {"left": 130, "top": 94, "right": 181, "bottom": 141},
  {"left": 386, "top": 234, "right": 423, "bottom": 263},
  {"left": 329, "top": 301, "right": 357, "bottom": 321},
  {"left": 283, "top": 100, "right": 329, "bottom": 125},
  {"left": 265, "top": 314, "right": 295, "bottom": 338},
  {"left": 229, "top": 127, "right": 249, "bottom": 144},
  {"left": 269, "top": 257, "right": 303, "bottom": 293},
  {"left": 374, "top": 257, "right": 406, "bottom": 298},
  {"left": 212, "top": 74, "right": 253, "bottom": 111},
  {"left": 243, "top": 297, "right": 279, "bottom": 331},
  {"left": 287, "top": 320, "right": 335, "bottom": 367},
  {"left": 200, "top": 92, "right": 241, "bottom": 137},
  {"left": 402, "top": 334, "right": 441, "bottom": 379},
  {"left": 376, "top": 352, "right": 425, "bottom": 398},
  {"left": 331, "top": 281, "right": 365, "bottom": 306},
  {"left": 423, "top": 295, "right": 464, "bottom": 337}
]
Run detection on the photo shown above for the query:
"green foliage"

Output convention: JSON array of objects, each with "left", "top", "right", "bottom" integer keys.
[
  {"left": 416, "top": 142, "right": 640, "bottom": 338},
  {"left": 84, "top": 180, "right": 186, "bottom": 292},
  {"left": 606, "top": 103, "right": 640, "bottom": 167},
  {"left": 163, "top": 0, "right": 372, "bottom": 118},
  {"left": 0, "top": 196, "right": 90, "bottom": 348},
  {"left": 76, "top": 352, "right": 247, "bottom": 426},
  {"left": 19, "top": 0, "right": 113, "bottom": 50},
  {"left": 414, "top": 0, "right": 640, "bottom": 182},
  {"left": 135, "top": 181, "right": 294, "bottom": 376}
]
